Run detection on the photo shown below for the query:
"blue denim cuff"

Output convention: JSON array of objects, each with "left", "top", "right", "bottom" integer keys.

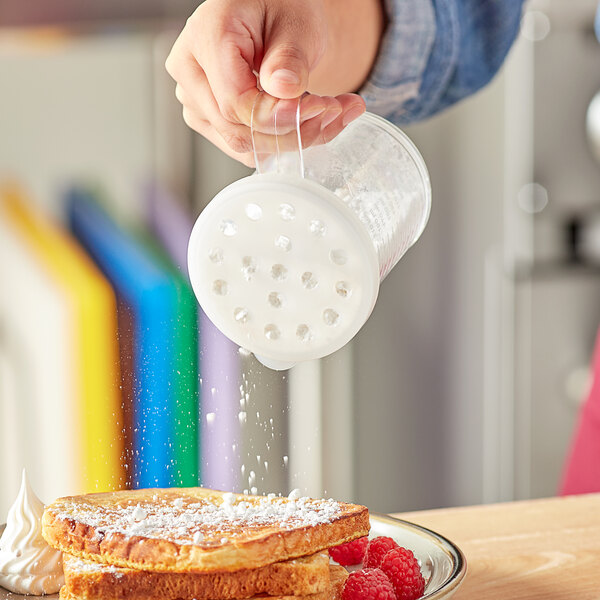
[
  {"left": 396, "top": 0, "right": 460, "bottom": 123},
  {"left": 362, "top": 0, "right": 525, "bottom": 125},
  {"left": 360, "top": 0, "right": 436, "bottom": 118}
]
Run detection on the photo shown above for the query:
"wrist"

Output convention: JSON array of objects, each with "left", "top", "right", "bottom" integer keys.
[{"left": 308, "top": 0, "right": 385, "bottom": 95}]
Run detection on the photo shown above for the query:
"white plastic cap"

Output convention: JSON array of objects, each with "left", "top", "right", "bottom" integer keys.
[{"left": 188, "top": 173, "right": 380, "bottom": 370}]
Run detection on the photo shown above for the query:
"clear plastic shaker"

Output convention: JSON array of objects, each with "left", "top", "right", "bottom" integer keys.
[{"left": 188, "top": 93, "right": 431, "bottom": 370}]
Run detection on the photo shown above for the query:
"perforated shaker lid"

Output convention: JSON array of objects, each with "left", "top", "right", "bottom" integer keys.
[{"left": 187, "top": 173, "right": 380, "bottom": 370}]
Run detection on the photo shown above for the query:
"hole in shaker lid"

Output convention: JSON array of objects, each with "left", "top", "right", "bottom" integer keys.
[
  {"left": 309, "top": 219, "right": 327, "bottom": 237},
  {"left": 323, "top": 308, "right": 340, "bottom": 326},
  {"left": 330, "top": 249, "right": 347, "bottom": 265},
  {"left": 296, "top": 324, "right": 313, "bottom": 342},
  {"left": 301, "top": 272, "right": 318, "bottom": 290},
  {"left": 241, "top": 256, "right": 257, "bottom": 280},
  {"left": 220, "top": 219, "right": 237, "bottom": 236},
  {"left": 245, "top": 203, "right": 262, "bottom": 220},
  {"left": 275, "top": 235, "right": 292, "bottom": 252},
  {"left": 271, "top": 264, "right": 288, "bottom": 281},
  {"left": 268, "top": 292, "right": 284, "bottom": 308},
  {"left": 234, "top": 307, "right": 250, "bottom": 324},
  {"left": 213, "top": 280, "right": 228, "bottom": 296},
  {"left": 335, "top": 281, "right": 352, "bottom": 298},
  {"left": 279, "top": 203, "right": 296, "bottom": 221},
  {"left": 208, "top": 247, "right": 224, "bottom": 264},
  {"left": 264, "top": 324, "right": 281, "bottom": 340}
]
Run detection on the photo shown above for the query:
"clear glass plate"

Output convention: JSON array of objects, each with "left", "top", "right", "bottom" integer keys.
[
  {"left": 369, "top": 513, "right": 466, "bottom": 599},
  {"left": 0, "top": 515, "right": 466, "bottom": 599}
]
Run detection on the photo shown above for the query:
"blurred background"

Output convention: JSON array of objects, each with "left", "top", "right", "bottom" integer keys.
[{"left": 1, "top": 0, "right": 600, "bottom": 516}]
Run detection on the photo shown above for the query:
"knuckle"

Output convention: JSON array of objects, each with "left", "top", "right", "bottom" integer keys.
[
  {"left": 220, "top": 128, "right": 252, "bottom": 154},
  {"left": 164, "top": 52, "right": 177, "bottom": 78},
  {"left": 272, "top": 42, "right": 306, "bottom": 65},
  {"left": 182, "top": 109, "right": 209, "bottom": 136},
  {"left": 181, "top": 107, "right": 196, "bottom": 129},
  {"left": 185, "top": 10, "right": 201, "bottom": 31},
  {"left": 220, "top": 102, "right": 241, "bottom": 124}
]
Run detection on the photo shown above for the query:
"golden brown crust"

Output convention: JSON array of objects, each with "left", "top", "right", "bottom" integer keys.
[
  {"left": 42, "top": 488, "right": 369, "bottom": 574},
  {"left": 62, "top": 551, "right": 330, "bottom": 599},
  {"left": 58, "top": 565, "right": 348, "bottom": 600}
]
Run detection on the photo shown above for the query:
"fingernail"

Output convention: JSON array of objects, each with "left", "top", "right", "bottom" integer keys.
[
  {"left": 342, "top": 104, "right": 365, "bottom": 126},
  {"left": 271, "top": 68, "right": 301, "bottom": 86}
]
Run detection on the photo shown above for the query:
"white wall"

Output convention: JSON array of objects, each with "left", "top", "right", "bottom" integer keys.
[{"left": 353, "top": 0, "right": 600, "bottom": 512}]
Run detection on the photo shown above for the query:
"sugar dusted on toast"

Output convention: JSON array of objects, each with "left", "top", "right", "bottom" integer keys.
[{"left": 42, "top": 488, "right": 369, "bottom": 573}]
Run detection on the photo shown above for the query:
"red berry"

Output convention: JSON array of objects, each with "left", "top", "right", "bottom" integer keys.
[
  {"left": 363, "top": 536, "right": 399, "bottom": 568},
  {"left": 380, "top": 546, "right": 425, "bottom": 600},
  {"left": 341, "top": 568, "right": 396, "bottom": 600},
  {"left": 329, "top": 536, "right": 369, "bottom": 566}
]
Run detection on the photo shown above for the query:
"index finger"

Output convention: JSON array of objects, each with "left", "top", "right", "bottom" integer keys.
[{"left": 189, "top": 9, "right": 262, "bottom": 126}]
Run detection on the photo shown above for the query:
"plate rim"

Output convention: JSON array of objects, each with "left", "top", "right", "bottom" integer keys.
[{"left": 370, "top": 513, "right": 467, "bottom": 599}]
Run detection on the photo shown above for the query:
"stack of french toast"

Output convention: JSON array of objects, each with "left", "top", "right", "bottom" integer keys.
[{"left": 41, "top": 487, "right": 370, "bottom": 600}]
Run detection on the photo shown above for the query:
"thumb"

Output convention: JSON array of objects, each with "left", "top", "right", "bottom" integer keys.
[{"left": 259, "top": 26, "right": 320, "bottom": 99}]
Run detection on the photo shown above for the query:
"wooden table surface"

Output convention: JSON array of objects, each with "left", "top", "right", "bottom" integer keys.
[{"left": 394, "top": 493, "right": 600, "bottom": 599}]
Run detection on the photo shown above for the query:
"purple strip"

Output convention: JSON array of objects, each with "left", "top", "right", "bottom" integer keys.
[
  {"left": 146, "top": 183, "right": 241, "bottom": 490},
  {"left": 199, "top": 311, "right": 242, "bottom": 490}
]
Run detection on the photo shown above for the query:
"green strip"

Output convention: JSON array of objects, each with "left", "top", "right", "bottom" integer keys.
[{"left": 138, "top": 233, "right": 200, "bottom": 487}]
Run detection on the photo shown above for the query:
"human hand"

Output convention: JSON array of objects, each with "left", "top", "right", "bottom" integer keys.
[{"left": 165, "top": 0, "right": 383, "bottom": 166}]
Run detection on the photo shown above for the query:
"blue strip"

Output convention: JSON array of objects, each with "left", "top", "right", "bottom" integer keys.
[{"left": 67, "top": 188, "right": 177, "bottom": 488}]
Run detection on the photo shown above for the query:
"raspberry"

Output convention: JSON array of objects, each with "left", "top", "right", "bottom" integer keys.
[
  {"left": 380, "top": 546, "right": 425, "bottom": 600},
  {"left": 363, "top": 536, "right": 399, "bottom": 568},
  {"left": 329, "top": 536, "right": 369, "bottom": 566},
  {"left": 341, "top": 568, "right": 396, "bottom": 600}
]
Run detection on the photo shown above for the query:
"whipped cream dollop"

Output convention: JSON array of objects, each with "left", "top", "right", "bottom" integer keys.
[{"left": 0, "top": 470, "right": 64, "bottom": 594}]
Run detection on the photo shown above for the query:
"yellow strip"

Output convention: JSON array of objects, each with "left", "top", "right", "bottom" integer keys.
[{"left": 1, "top": 183, "right": 125, "bottom": 492}]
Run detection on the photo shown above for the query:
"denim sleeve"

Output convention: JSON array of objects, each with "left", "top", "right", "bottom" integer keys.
[{"left": 360, "top": 0, "right": 526, "bottom": 125}]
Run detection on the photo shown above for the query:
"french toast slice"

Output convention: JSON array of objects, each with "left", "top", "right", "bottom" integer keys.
[
  {"left": 42, "top": 488, "right": 369, "bottom": 573},
  {"left": 61, "top": 551, "right": 331, "bottom": 599},
  {"left": 58, "top": 564, "right": 349, "bottom": 600}
]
